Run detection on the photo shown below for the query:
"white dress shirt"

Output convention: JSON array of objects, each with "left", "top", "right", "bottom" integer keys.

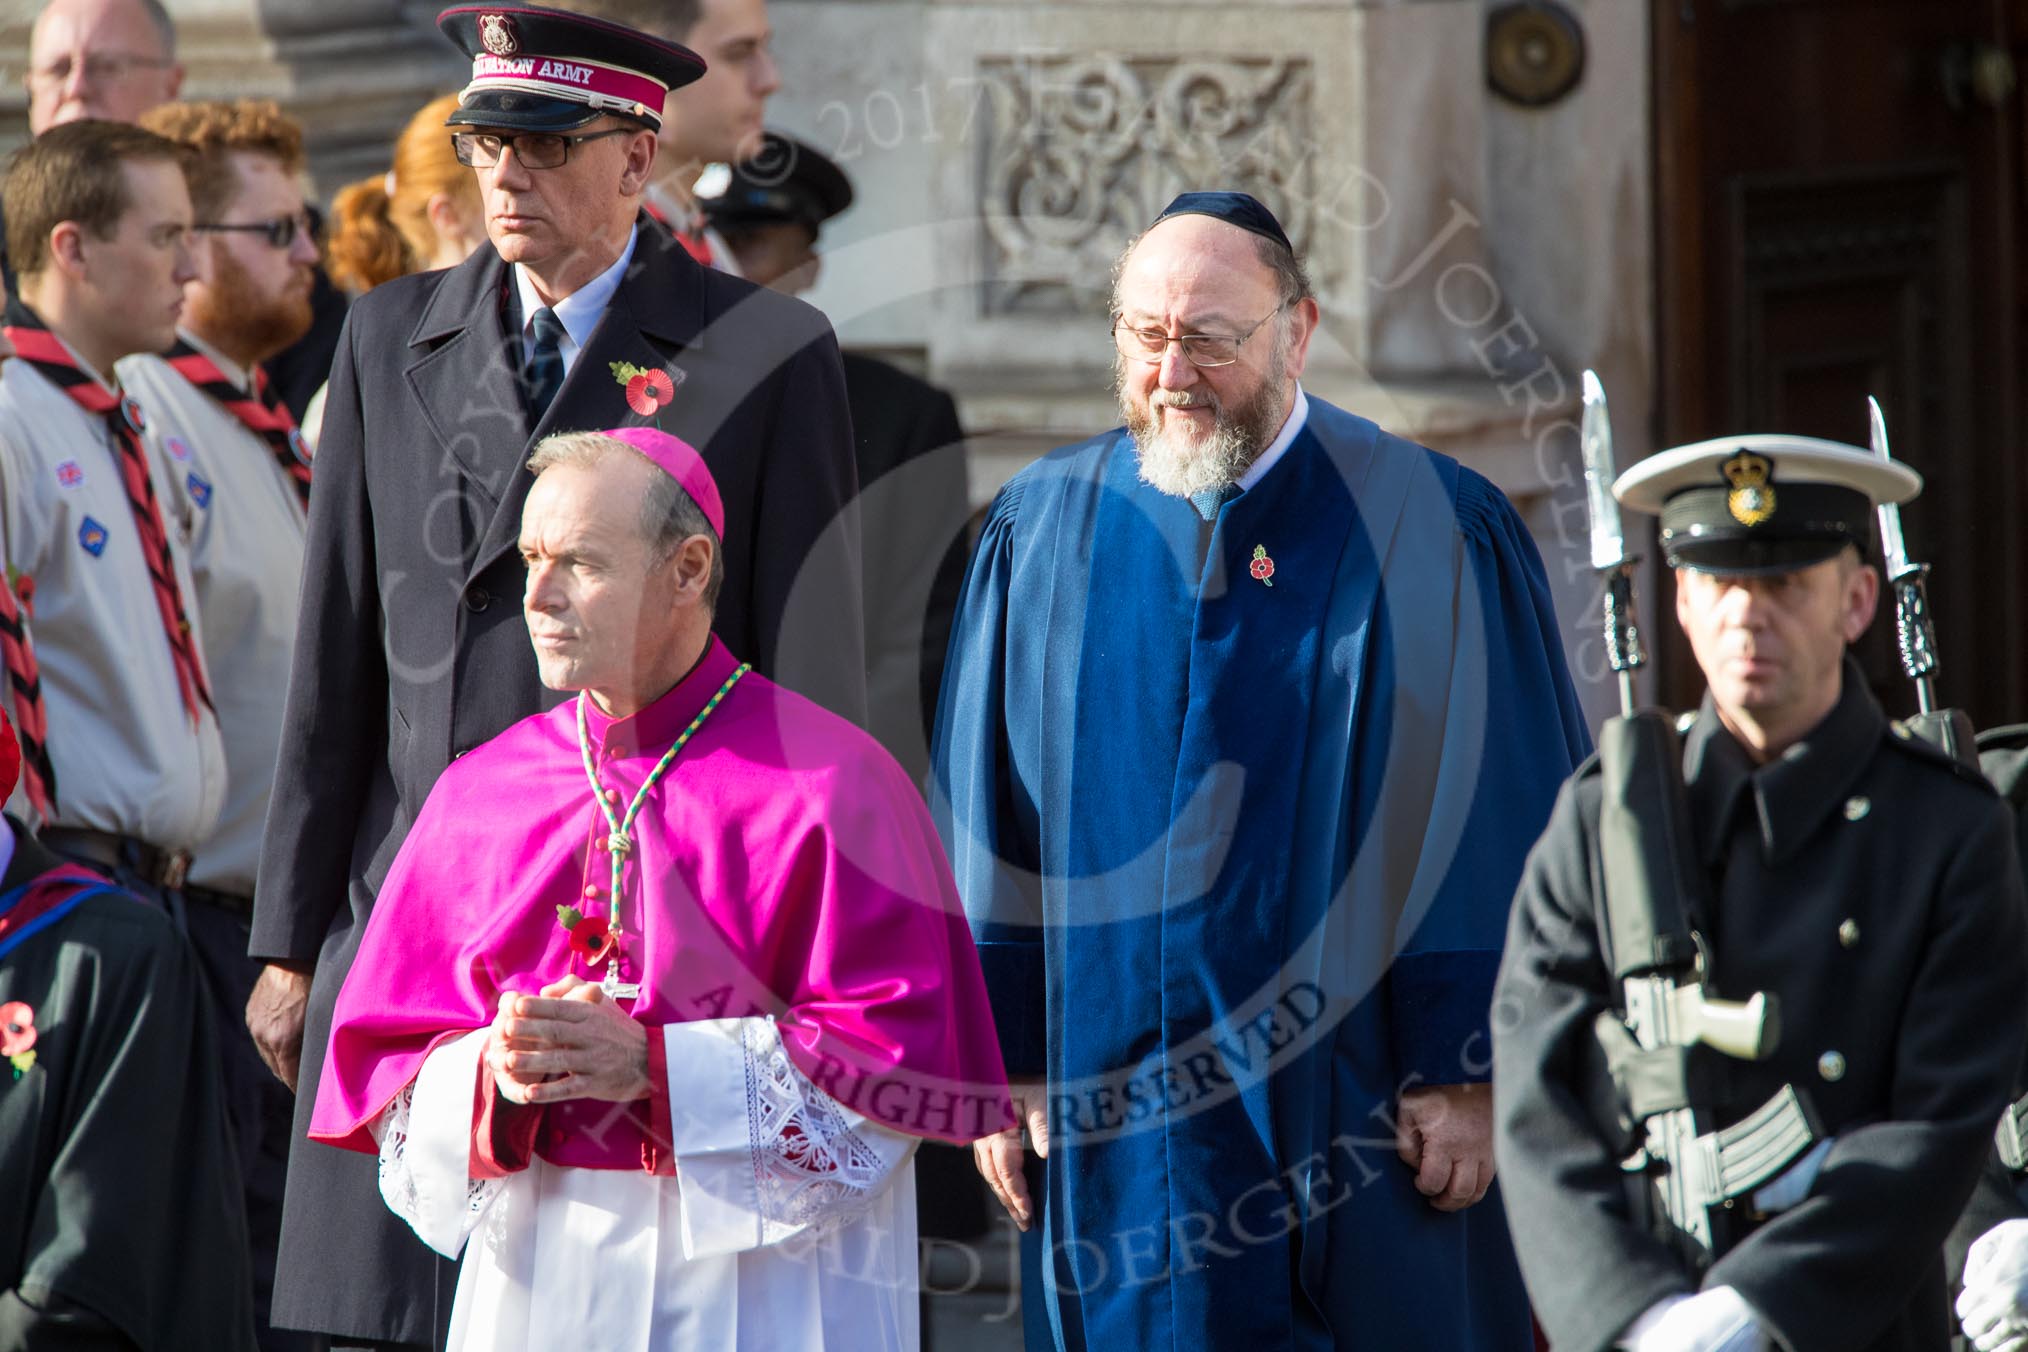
[{"left": 511, "top": 225, "right": 640, "bottom": 380}]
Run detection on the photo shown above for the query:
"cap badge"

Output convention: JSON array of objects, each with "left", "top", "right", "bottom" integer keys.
[
  {"left": 1724, "top": 449, "right": 1776, "bottom": 527},
  {"left": 479, "top": 13, "right": 519, "bottom": 56}
]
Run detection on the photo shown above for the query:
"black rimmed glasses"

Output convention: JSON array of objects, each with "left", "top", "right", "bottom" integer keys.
[
  {"left": 451, "top": 128, "right": 633, "bottom": 170},
  {"left": 192, "top": 212, "right": 317, "bottom": 250},
  {"left": 1111, "top": 304, "right": 1286, "bottom": 368}
]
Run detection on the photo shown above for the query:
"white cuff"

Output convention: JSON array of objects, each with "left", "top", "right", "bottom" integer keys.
[
  {"left": 372, "top": 1028, "right": 499, "bottom": 1258},
  {"left": 661, "top": 1017, "right": 914, "bottom": 1260}
]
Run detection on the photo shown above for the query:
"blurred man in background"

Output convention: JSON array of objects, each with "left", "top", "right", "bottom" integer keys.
[
  {"left": 25, "top": 0, "right": 182, "bottom": 134},
  {"left": 558, "top": 0, "right": 781, "bottom": 268},
  {"left": 22, "top": 0, "right": 346, "bottom": 417}
]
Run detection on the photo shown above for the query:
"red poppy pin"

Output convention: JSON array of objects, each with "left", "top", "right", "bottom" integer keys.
[
  {"left": 556, "top": 905, "right": 618, "bottom": 967},
  {"left": 1250, "top": 545, "right": 1276, "bottom": 587},
  {"left": 1, "top": 1001, "right": 36, "bottom": 1077},
  {"left": 611, "top": 361, "right": 677, "bottom": 416}
]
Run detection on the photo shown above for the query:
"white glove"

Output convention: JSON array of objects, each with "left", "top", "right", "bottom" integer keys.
[
  {"left": 1959, "top": 1219, "right": 2028, "bottom": 1352},
  {"left": 1621, "top": 1287, "right": 1767, "bottom": 1352}
]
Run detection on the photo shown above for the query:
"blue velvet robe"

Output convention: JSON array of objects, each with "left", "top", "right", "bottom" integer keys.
[{"left": 931, "top": 396, "right": 1589, "bottom": 1349}]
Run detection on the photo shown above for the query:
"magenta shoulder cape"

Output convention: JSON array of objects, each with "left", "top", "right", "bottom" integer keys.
[{"left": 309, "top": 638, "right": 1010, "bottom": 1163}]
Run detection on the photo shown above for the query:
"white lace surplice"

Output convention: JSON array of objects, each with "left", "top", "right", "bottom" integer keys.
[{"left": 373, "top": 1018, "right": 920, "bottom": 1352}]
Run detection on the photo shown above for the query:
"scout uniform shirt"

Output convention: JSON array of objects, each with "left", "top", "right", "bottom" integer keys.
[
  {"left": 121, "top": 336, "right": 306, "bottom": 898},
  {"left": 0, "top": 351, "right": 226, "bottom": 849}
]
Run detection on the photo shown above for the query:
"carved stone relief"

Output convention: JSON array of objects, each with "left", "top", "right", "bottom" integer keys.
[{"left": 974, "top": 53, "right": 1314, "bottom": 315}]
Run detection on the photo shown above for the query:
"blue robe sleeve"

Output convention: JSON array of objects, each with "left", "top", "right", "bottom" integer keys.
[
  {"left": 1388, "top": 468, "right": 1590, "bottom": 1085},
  {"left": 930, "top": 477, "right": 1046, "bottom": 1077}
]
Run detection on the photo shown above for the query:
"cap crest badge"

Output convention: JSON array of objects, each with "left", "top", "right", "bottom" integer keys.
[
  {"left": 1723, "top": 449, "right": 1776, "bottom": 527},
  {"left": 479, "top": 13, "right": 518, "bottom": 56}
]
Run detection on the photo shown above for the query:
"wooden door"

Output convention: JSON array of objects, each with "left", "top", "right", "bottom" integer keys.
[{"left": 1652, "top": 0, "right": 2026, "bottom": 725}]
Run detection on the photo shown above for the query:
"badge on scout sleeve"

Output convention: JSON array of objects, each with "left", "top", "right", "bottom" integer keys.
[
  {"left": 186, "top": 473, "right": 212, "bottom": 509},
  {"left": 77, "top": 517, "right": 108, "bottom": 557},
  {"left": 54, "top": 460, "right": 82, "bottom": 490},
  {"left": 165, "top": 437, "right": 192, "bottom": 463}
]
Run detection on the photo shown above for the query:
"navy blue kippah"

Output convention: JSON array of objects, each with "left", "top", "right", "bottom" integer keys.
[{"left": 1153, "top": 191, "right": 1292, "bottom": 252}]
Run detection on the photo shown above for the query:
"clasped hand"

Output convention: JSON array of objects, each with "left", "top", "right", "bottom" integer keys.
[
  {"left": 485, "top": 975, "right": 650, "bottom": 1105},
  {"left": 1396, "top": 1082, "right": 1496, "bottom": 1212}
]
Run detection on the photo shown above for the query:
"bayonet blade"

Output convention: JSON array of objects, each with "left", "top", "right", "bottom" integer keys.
[
  {"left": 1869, "top": 396, "right": 1913, "bottom": 581},
  {"left": 1583, "top": 370, "right": 1626, "bottom": 572}
]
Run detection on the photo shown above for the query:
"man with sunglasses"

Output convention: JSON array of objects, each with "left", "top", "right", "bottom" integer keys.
[
  {"left": 243, "top": 5, "right": 863, "bottom": 1348},
  {"left": 112, "top": 98, "right": 322, "bottom": 1352},
  {"left": 934, "top": 192, "right": 1589, "bottom": 1349}
]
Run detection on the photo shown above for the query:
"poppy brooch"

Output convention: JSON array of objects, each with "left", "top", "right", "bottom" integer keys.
[
  {"left": 556, "top": 905, "right": 619, "bottom": 968},
  {"left": 611, "top": 361, "right": 678, "bottom": 417},
  {"left": 2, "top": 1002, "right": 35, "bottom": 1078}
]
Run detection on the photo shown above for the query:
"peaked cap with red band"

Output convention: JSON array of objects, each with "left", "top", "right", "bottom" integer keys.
[
  {"left": 600, "top": 427, "right": 725, "bottom": 540},
  {"left": 437, "top": 3, "right": 706, "bottom": 134}
]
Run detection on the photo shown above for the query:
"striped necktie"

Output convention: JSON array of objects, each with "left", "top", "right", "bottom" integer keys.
[
  {"left": 3, "top": 307, "right": 215, "bottom": 726},
  {"left": 164, "top": 339, "right": 313, "bottom": 510},
  {"left": 523, "top": 306, "right": 567, "bottom": 420}
]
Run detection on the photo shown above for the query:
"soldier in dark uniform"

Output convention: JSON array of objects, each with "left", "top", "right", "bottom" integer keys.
[
  {"left": 1492, "top": 436, "right": 2028, "bottom": 1352},
  {"left": 243, "top": 6, "right": 864, "bottom": 1347}
]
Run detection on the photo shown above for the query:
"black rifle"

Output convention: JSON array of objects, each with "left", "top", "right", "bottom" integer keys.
[{"left": 1582, "top": 372, "right": 1818, "bottom": 1268}]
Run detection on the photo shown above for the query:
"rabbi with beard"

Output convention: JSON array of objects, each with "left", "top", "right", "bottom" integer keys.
[{"left": 929, "top": 191, "right": 1590, "bottom": 1350}]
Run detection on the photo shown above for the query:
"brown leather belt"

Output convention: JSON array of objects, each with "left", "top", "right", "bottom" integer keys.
[{"left": 41, "top": 826, "right": 195, "bottom": 891}]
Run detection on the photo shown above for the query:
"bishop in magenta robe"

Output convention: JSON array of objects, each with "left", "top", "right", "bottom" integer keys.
[{"left": 309, "top": 427, "right": 1009, "bottom": 1351}]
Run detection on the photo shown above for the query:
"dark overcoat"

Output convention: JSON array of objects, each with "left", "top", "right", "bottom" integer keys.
[
  {"left": 249, "top": 220, "right": 864, "bottom": 1343},
  {"left": 1493, "top": 666, "right": 2028, "bottom": 1352},
  {"left": 840, "top": 350, "right": 970, "bottom": 785}
]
